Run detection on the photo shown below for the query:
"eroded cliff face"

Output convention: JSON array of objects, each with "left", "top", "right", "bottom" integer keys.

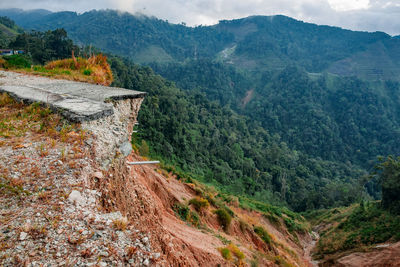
[{"left": 82, "top": 97, "right": 144, "bottom": 168}]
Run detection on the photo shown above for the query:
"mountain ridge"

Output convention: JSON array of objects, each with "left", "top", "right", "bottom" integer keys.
[{"left": 1, "top": 9, "right": 400, "bottom": 80}]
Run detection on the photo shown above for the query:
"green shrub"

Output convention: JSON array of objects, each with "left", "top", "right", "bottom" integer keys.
[
  {"left": 264, "top": 213, "right": 281, "bottom": 227},
  {"left": 173, "top": 203, "right": 190, "bottom": 221},
  {"left": 283, "top": 217, "right": 303, "bottom": 233},
  {"left": 254, "top": 226, "right": 271, "bottom": 245},
  {"left": 189, "top": 210, "right": 200, "bottom": 226},
  {"left": 173, "top": 203, "right": 200, "bottom": 227},
  {"left": 138, "top": 139, "right": 150, "bottom": 156},
  {"left": 219, "top": 244, "right": 245, "bottom": 263},
  {"left": 189, "top": 197, "right": 209, "bottom": 212},
  {"left": 214, "top": 234, "right": 231, "bottom": 245},
  {"left": 273, "top": 255, "right": 292, "bottom": 267},
  {"left": 3, "top": 54, "right": 32, "bottom": 68},
  {"left": 223, "top": 205, "right": 235, "bottom": 217},
  {"left": 215, "top": 208, "right": 232, "bottom": 231},
  {"left": 219, "top": 247, "right": 231, "bottom": 260},
  {"left": 205, "top": 194, "right": 217, "bottom": 207},
  {"left": 83, "top": 68, "right": 92, "bottom": 75}
]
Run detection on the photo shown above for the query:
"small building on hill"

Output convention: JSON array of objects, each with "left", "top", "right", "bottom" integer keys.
[{"left": 0, "top": 49, "right": 25, "bottom": 56}]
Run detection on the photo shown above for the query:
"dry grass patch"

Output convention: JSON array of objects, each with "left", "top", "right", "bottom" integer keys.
[
  {"left": 113, "top": 217, "right": 128, "bottom": 231},
  {"left": 0, "top": 93, "right": 87, "bottom": 144}
]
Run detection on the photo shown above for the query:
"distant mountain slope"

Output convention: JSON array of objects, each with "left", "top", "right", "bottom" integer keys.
[
  {"left": 0, "top": 8, "right": 51, "bottom": 26},
  {"left": 0, "top": 9, "right": 233, "bottom": 63},
  {"left": 152, "top": 60, "right": 400, "bottom": 169},
  {"left": 216, "top": 16, "right": 400, "bottom": 78},
  {"left": 0, "top": 16, "right": 23, "bottom": 47},
  {"left": 1, "top": 9, "right": 400, "bottom": 80}
]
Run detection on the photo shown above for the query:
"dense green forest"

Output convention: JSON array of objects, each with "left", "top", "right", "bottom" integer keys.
[
  {"left": 377, "top": 156, "right": 400, "bottom": 214},
  {"left": 152, "top": 60, "right": 400, "bottom": 169},
  {"left": 109, "top": 57, "right": 367, "bottom": 211},
  {"left": 2, "top": 15, "right": 399, "bottom": 213},
  {"left": 9, "top": 29, "right": 78, "bottom": 64}
]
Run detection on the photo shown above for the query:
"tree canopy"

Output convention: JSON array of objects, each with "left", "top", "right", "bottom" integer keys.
[{"left": 376, "top": 156, "right": 400, "bottom": 214}]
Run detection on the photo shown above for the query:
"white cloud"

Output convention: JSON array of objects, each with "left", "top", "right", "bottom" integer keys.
[
  {"left": 0, "top": 0, "right": 399, "bottom": 35},
  {"left": 327, "top": 0, "right": 370, "bottom": 11}
]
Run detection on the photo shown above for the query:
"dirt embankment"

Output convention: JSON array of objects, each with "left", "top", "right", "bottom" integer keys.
[
  {"left": 97, "top": 150, "right": 317, "bottom": 266},
  {"left": 317, "top": 242, "right": 400, "bottom": 267}
]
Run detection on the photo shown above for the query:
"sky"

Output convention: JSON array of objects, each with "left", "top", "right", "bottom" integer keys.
[{"left": 0, "top": 0, "right": 400, "bottom": 35}]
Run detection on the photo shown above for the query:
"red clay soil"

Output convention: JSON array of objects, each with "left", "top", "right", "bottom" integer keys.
[
  {"left": 97, "top": 153, "right": 228, "bottom": 266},
  {"left": 97, "top": 152, "right": 315, "bottom": 266},
  {"left": 94, "top": 151, "right": 400, "bottom": 267},
  {"left": 334, "top": 242, "right": 400, "bottom": 267}
]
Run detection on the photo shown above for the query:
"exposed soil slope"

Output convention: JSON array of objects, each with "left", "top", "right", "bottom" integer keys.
[
  {"left": 99, "top": 150, "right": 317, "bottom": 266},
  {"left": 336, "top": 242, "right": 400, "bottom": 267}
]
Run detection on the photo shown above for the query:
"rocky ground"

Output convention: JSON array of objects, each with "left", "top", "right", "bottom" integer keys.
[{"left": 0, "top": 94, "right": 158, "bottom": 266}]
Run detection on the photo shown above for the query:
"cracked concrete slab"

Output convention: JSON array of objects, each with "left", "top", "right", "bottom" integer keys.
[{"left": 0, "top": 70, "right": 146, "bottom": 122}]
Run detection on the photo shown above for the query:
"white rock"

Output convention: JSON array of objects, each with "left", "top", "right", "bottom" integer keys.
[
  {"left": 100, "top": 251, "right": 109, "bottom": 257},
  {"left": 68, "top": 190, "right": 86, "bottom": 206},
  {"left": 143, "top": 259, "right": 149, "bottom": 266},
  {"left": 119, "top": 141, "right": 132, "bottom": 157},
  {"left": 93, "top": 171, "right": 103, "bottom": 179},
  {"left": 19, "top": 232, "right": 28, "bottom": 241}
]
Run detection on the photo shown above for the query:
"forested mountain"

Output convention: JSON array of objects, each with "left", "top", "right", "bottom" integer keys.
[
  {"left": 152, "top": 60, "right": 400, "bottom": 169},
  {"left": 2, "top": 10, "right": 399, "bottom": 211},
  {"left": 109, "top": 57, "right": 366, "bottom": 211},
  {"left": 2, "top": 9, "right": 400, "bottom": 80},
  {"left": 0, "top": 16, "right": 23, "bottom": 47}
]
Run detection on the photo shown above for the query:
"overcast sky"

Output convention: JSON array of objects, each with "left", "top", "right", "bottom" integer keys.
[{"left": 1, "top": 0, "right": 400, "bottom": 35}]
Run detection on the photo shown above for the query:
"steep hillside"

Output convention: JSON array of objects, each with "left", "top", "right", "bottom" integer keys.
[
  {"left": 0, "top": 8, "right": 51, "bottom": 27},
  {"left": 304, "top": 202, "right": 400, "bottom": 266},
  {"left": 152, "top": 60, "right": 400, "bottom": 170},
  {"left": 0, "top": 16, "right": 23, "bottom": 47},
  {"left": 110, "top": 57, "right": 367, "bottom": 212},
  {"left": 0, "top": 9, "right": 233, "bottom": 64}
]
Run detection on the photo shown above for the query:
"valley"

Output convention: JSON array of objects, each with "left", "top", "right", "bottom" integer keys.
[{"left": 1, "top": 8, "right": 400, "bottom": 266}]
